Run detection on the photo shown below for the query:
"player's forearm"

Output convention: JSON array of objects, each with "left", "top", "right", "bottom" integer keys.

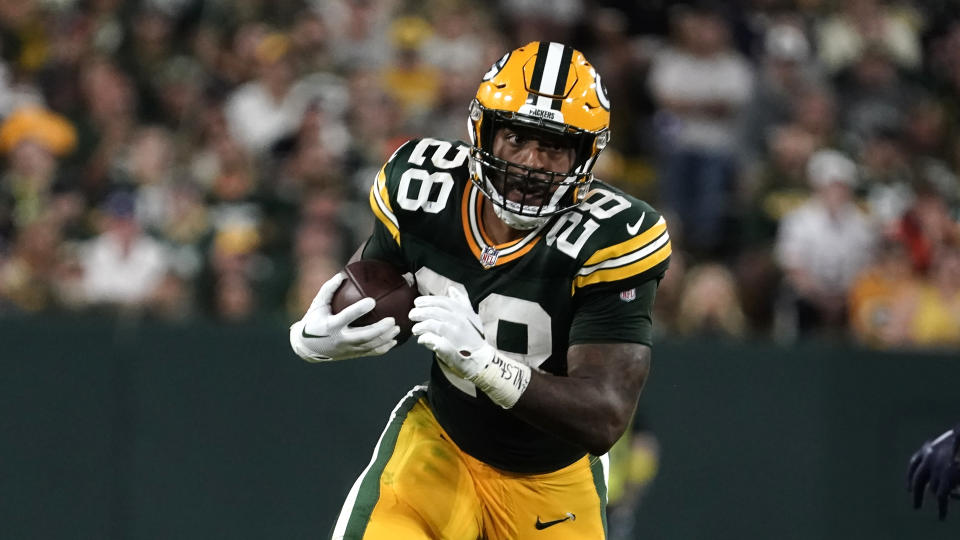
[
  {"left": 512, "top": 374, "right": 635, "bottom": 455},
  {"left": 510, "top": 343, "right": 651, "bottom": 456}
]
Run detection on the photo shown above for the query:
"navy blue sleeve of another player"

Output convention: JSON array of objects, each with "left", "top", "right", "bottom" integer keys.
[{"left": 908, "top": 421, "right": 960, "bottom": 520}]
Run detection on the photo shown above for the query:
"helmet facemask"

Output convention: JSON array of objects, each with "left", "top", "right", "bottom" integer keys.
[
  {"left": 468, "top": 101, "right": 606, "bottom": 230},
  {"left": 468, "top": 42, "right": 612, "bottom": 230}
]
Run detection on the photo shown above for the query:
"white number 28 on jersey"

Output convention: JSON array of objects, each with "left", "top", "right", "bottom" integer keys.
[
  {"left": 414, "top": 267, "right": 552, "bottom": 397},
  {"left": 395, "top": 138, "right": 467, "bottom": 214}
]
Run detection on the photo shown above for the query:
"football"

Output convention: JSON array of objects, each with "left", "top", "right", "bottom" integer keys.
[{"left": 331, "top": 259, "right": 418, "bottom": 343}]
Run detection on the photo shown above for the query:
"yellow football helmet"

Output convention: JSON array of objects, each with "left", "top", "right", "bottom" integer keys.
[{"left": 468, "top": 41, "right": 611, "bottom": 229}]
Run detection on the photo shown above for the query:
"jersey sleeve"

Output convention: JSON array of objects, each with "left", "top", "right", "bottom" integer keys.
[
  {"left": 569, "top": 277, "right": 659, "bottom": 346},
  {"left": 573, "top": 203, "right": 672, "bottom": 294},
  {"left": 361, "top": 140, "right": 414, "bottom": 265},
  {"left": 569, "top": 193, "right": 672, "bottom": 345}
]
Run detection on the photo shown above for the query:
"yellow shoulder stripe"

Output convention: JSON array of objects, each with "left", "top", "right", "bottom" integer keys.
[
  {"left": 574, "top": 240, "right": 671, "bottom": 291},
  {"left": 368, "top": 166, "right": 400, "bottom": 246},
  {"left": 583, "top": 217, "right": 667, "bottom": 266}
]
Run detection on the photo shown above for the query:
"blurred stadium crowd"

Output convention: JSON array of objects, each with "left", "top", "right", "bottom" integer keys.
[{"left": 0, "top": 0, "right": 958, "bottom": 350}]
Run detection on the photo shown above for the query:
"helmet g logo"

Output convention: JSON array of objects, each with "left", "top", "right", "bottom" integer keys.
[
  {"left": 482, "top": 52, "right": 511, "bottom": 82},
  {"left": 594, "top": 72, "right": 610, "bottom": 111}
]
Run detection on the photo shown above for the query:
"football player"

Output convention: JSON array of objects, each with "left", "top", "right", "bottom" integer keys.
[
  {"left": 290, "top": 41, "right": 671, "bottom": 539},
  {"left": 908, "top": 422, "right": 960, "bottom": 520}
]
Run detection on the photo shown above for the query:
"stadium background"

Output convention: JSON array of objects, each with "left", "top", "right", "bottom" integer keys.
[{"left": 1, "top": 0, "right": 959, "bottom": 538}]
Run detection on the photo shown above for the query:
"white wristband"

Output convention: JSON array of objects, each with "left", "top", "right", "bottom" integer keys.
[{"left": 470, "top": 354, "right": 531, "bottom": 409}]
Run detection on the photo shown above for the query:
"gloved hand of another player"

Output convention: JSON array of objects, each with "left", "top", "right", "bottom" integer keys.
[
  {"left": 289, "top": 273, "right": 400, "bottom": 362},
  {"left": 908, "top": 423, "right": 960, "bottom": 520},
  {"left": 409, "top": 287, "right": 493, "bottom": 380},
  {"left": 409, "top": 287, "right": 531, "bottom": 409}
]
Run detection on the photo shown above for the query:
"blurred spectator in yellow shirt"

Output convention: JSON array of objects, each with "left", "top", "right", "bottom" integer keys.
[
  {"left": 885, "top": 244, "right": 960, "bottom": 349},
  {"left": 848, "top": 238, "right": 917, "bottom": 347}
]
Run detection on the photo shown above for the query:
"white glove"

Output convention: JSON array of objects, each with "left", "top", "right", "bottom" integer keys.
[
  {"left": 289, "top": 273, "right": 400, "bottom": 362},
  {"left": 409, "top": 287, "right": 531, "bottom": 408}
]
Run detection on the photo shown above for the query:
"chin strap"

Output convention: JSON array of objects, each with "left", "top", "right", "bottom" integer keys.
[{"left": 492, "top": 202, "right": 548, "bottom": 230}]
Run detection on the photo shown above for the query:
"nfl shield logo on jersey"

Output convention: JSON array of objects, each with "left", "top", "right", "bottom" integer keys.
[
  {"left": 480, "top": 246, "right": 500, "bottom": 268},
  {"left": 619, "top": 288, "right": 636, "bottom": 302}
]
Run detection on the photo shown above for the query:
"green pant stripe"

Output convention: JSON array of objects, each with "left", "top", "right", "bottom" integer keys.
[
  {"left": 336, "top": 385, "right": 427, "bottom": 539},
  {"left": 590, "top": 455, "right": 609, "bottom": 537}
]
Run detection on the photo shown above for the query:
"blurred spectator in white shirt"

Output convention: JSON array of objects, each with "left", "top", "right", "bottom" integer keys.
[
  {"left": 649, "top": 5, "right": 753, "bottom": 257},
  {"left": 79, "top": 191, "right": 170, "bottom": 308},
  {"left": 0, "top": 61, "right": 44, "bottom": 118},
  {"left": 775, "top": 149, "right": 879, "bottom": 337},
  {"left": 815, "top": 0, "right": 922, "bottom": 74},
  {"left": 225, "top": 28, "right": 351, "bottom": 157},
  {"left": 225, "top": 32, "right": 312, "bottom": 154}
]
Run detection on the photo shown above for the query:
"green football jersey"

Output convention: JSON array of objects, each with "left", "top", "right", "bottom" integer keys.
[{"left": 363, "top": 137, "right": 671, "bottom": 473}]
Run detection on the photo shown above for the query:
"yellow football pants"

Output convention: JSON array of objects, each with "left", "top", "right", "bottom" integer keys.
[{"left": 331, "top": 386, "right": 609, "bottom": 539}]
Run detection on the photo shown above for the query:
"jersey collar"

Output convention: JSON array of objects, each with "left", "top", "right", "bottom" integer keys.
[{"left": 461, "top": 183, "right": 543, "bottom": 268}]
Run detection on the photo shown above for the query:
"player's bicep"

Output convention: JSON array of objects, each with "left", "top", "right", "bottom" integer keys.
[
  {"left": 570, "top": 278, "right": 659, "bottom": 346},
  {"left": 567, "top": 342, "right": 652, "bottom": 428},
  {"left": 567, "top": 279, "right": 657, "bottom": 431},
  {"left": 567, "top": 342, "right": 651, "bottom": 381}
]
